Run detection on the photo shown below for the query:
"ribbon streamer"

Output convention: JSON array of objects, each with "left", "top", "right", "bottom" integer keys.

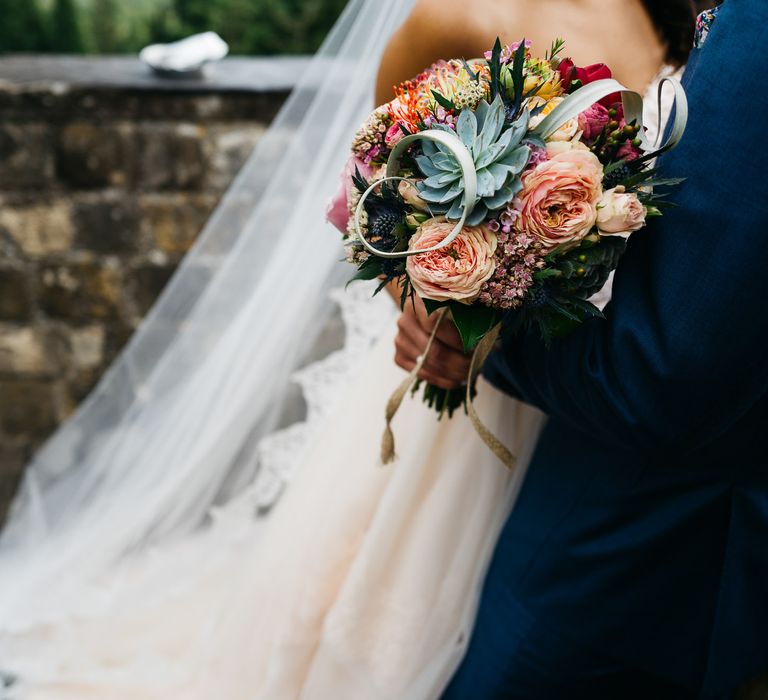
[
  {"left": 382, "top": 308, "right": 448, "bottom": 464},
  {"left": 533, "top": 77, "right": 688, "bottom": 152},
  {"left": 464, "top": 323, "right": 516, "bottom": 470},
  {"left": 382, "top": 313, "right": 517, "bottom": 472}
]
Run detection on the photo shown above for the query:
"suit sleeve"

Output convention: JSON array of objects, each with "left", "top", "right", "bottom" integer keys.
[{"left": 489, "top": 1, "right": 768, "bottom": 455}]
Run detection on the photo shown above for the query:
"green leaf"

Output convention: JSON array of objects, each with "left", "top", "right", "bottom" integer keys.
[
  {"left": 488, "top": 37, "right": 503, "bottom": 101},
  {"left": 511, "top": 38, "right": 527, "bottom": 107},
  {"left": 423, "top": 298, "right": 448, "bottom": 316},
  {"left": 461, "top": 58, "right": 482, "bottom": 83},
  {"left": 346, "top": 258, "right": 382, "bottom": 288},
  {"left": 431, "top": 89, "right": 456, "bottom": 112},
  {"left": 400, "top": 277, "right": 413, "bottom": 311},
  {"left": 546, "top": 37, "right": 566, "bottom": 62},
  {"left": 448, "top": 301, "right": 501, "bottom": 353},
  {"left": 534, "top": 268, "right": 562, "bottom": 281}
]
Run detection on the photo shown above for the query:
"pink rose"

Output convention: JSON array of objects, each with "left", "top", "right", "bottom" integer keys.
[
  {"left": 515, "top": 149, "right": 604, "bottom": 252},
  {"left": 406, "top": 217, "right": 497, "bottom": 303},
  {"left": 385, "top": 123, "right": 406, "bottom": 149},
  {"left": 326, "top": 155, "right": 371, "bottom": 234},
  {"left": 596, "top": 187, "right": 646, "bottom": 235},
  {"left": 578, "top": 104, "right": 610, "bottom": 142},
  {"left": 616, "top": 140, "right": 642, "bottom": 162}
]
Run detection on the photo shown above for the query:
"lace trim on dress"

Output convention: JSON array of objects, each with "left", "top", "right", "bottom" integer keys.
[{"left": 237, "top": 281, "right": 395, "bottom": 512}]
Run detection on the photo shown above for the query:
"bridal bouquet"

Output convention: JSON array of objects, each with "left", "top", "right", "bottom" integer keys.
[{"left": 327, "top": 39, "right": 686, "bottom": 466}]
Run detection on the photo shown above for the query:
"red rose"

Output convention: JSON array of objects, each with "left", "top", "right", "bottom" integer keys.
[
  {"left": 574, "top": 63, "right": 612, "bottom": 85},
  {"left": 560, "top": 61, "right": 620, "bottom": 108},
  {"left": 577, "top": 63, "right": 621, "bottom": 108},
  {"left": 558, "top": 58, "right": 576, "bottom": 91}
]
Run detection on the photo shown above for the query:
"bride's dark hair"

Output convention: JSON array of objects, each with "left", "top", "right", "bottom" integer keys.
[{"left": 641, "top": 0, "right": 698, "bottom": 65}]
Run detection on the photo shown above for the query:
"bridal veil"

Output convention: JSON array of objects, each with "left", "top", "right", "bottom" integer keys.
[{"left": 0, "top": 0, "right": 417, "bottom": 630}]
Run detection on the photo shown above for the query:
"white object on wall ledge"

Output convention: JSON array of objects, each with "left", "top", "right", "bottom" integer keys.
[{"left": 140, "top": 32, "right": 229, "bottom": 76}]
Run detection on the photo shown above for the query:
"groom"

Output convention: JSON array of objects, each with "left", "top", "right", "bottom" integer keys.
[{"left": 396, "top": 2, "right": 768, "bottom": 697}]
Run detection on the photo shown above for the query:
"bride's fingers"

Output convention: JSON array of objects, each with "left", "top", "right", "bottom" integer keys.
[
  {"left": 395, "top": 323, "right": 470, "bottom": 387},
  {"left": 434, "top": 321, "right": 465, "bottom": 353},
  {"left": 399, "top": 345, "right": 465, "bottom": 390}
]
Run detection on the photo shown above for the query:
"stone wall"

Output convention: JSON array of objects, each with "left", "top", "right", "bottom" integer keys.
[{"left": 0, "top": 56, "right": 303, "bottom": 513}]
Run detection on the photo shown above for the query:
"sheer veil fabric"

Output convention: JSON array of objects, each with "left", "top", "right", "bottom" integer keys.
[
  {"left": 0, "top": 0, "right": 417, "bottom": 626},
  {"left": 0, "top": 0, "right": 680, "bottom": 692}
]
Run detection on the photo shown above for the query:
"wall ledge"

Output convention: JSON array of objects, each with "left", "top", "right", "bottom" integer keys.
[{"left": 0, "top": 55, "right": 310, "bottom": 94}]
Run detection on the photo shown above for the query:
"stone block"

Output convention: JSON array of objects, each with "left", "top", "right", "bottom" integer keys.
[
  {"left": 0, "top": 200, "right": 74, "bottom": 258},
  {"left": 0, "top": 267, "right": 33, "bottom": 321},
  {"left": 0, "top": 123, "right": 54, "bottom": 189},
  {"left": 0, "top": 325, "right": 59, "bottom": 378},
  {"left": 67, "top": 325, "right": 105, "bottom": 370},
  {"left": 39, "top": 260, "right": 123, "bottom": 322},
  {"left": 73, "top": 196, "right": 142, "bottom": 255},
  {"left": 137, "top": 124, "right": 206, "bottom": 191},
  {"left": 0, "top": 379, "right": 58, "bottom": 437},
  {"left": 206, "top": 125, "right": 265, "bottom": 191},
  {"left": 130, "top": 263, "right": 177, "bottom": 316},
  {"left": 56, "top": 122, "right": 135, "bottom": 188},
  {"left": 103, "top": 321, "right": 137, "bottom": 364},
  {"left": 64, "top": 367, "right": 102, "bottom": 408},
  {"left": 139, "top": 193, "right": 217, "bottom": 256}
]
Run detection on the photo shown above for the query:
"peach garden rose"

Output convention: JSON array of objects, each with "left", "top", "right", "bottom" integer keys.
[
  {"left": 514, "top": 148, "right": 604, "bottom": 252},
  {"left": 406, "top": 217, "right": 497, "bottom": 303}
]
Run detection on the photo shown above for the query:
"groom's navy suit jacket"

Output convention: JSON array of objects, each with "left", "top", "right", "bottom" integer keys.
[{"left": 452, "top": 2, "right": 768, "bottom": 698}]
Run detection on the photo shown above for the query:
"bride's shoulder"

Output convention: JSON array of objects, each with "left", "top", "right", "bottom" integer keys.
[{"left": 375, "top": 0, "right": 498, "bottom": 103}]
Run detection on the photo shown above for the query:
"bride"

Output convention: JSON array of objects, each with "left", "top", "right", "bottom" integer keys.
[{"left": 0, "top": 0, "right": 695, "bottom": 697}]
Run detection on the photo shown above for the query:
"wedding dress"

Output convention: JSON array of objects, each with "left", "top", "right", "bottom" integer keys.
[{"left": 0, "top": 0, "right": 680, "bottom": 694}]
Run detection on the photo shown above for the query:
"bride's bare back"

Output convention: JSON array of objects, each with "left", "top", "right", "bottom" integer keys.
[{"left": 376, "top": 0, "right": 666, "bottom": 104}]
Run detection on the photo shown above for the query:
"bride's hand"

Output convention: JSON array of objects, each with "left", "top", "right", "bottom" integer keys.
[{"left": 393, "top": 292, "right": 472, "bottom": 391}]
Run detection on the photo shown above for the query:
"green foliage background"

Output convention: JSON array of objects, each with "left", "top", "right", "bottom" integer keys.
[{"left": 0, "top": 0, "right": 348, "bottom": 55}]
